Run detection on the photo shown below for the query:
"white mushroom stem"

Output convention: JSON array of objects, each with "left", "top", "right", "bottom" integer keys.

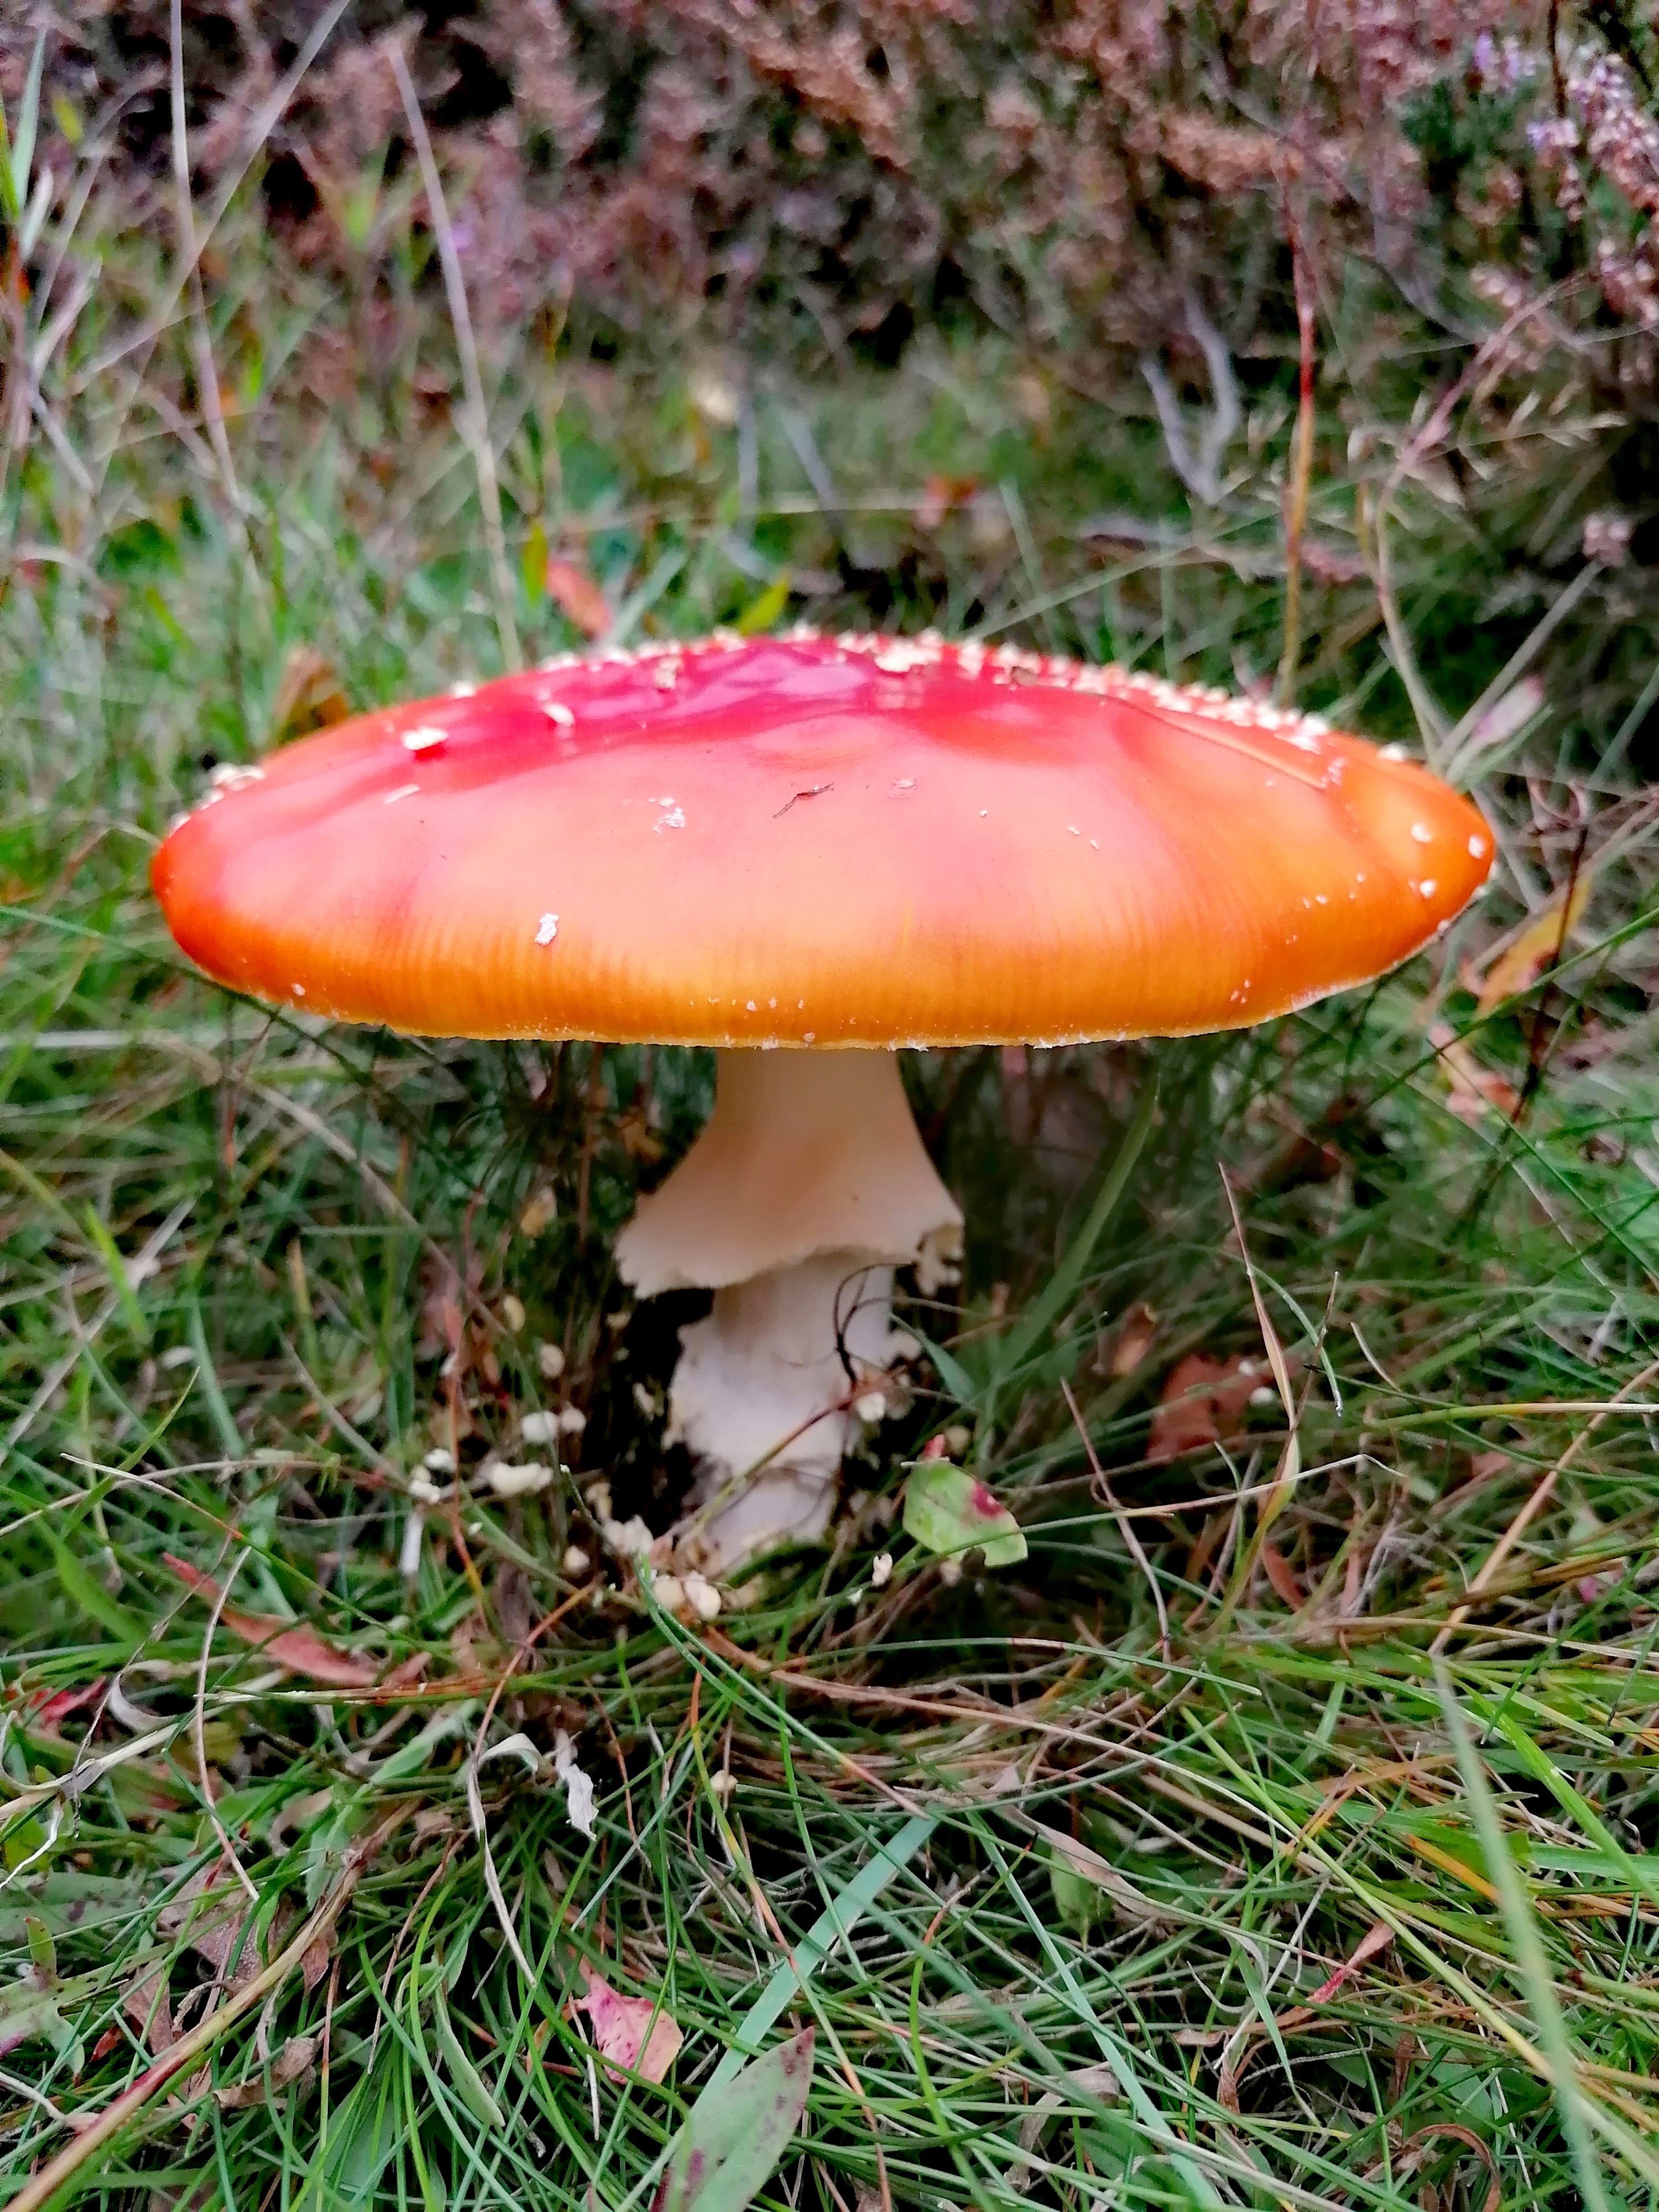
[{"left": 615, "top": 1050, "right": 963, "bottom": 1576}]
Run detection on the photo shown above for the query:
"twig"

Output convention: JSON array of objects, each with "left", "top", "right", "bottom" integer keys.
[
  {"left": 1060, "top": 1378, "right": 1170, "bottom": 1661},
  {"left": 390, "top": 46, "right": 521, "bottom": 675},
  {"left": 6, "top": 1809, "right": 409, "bottom": 2212},
  {"left": 1430, "top": 1354, "right": 1659, "bottom": 1654},
  {"left": 1274, "top": 226, "right": 1317, "bottom": 706}
]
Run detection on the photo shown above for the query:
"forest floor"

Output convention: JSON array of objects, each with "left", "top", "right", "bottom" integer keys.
[{"left": 4, "top": 68, "right": 1659, "bottom": 2212}]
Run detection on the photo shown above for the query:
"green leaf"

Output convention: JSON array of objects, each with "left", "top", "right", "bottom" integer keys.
[
  {"left": 522, "top": 519, "right": 548, "bottom": 606},
  {"left": 0, "top": 1970, "right": 69, "bottom": 2060},
  {"left": 186, "top": 1295, "right": 245, "bottom": 1460},
  {"left": 84, "top": 1204, "right": 152, "bottom": 1344},
  {"left": 655, "top": 2029, "right": 815, "bottom": 2212},
  {"left": 0, "top": 1871, "right": 150, "bottom": 1943},
  {"left": 735, "top": 572, "right": 791, "bottom": 635},
  {"left": 3, "top": 1819, "right": 48, "bottom": 1871},
  {"left": 907, "top": 1327, "right": 979, "bottom": 1409},
  {"left": 430, "top": 1981, "right": 504, "bottom": 2130},
  {"left": 11, "top": 36, "right": 43, "bottom": 217},
  {"left": 0, "top": 33, "right": 44, "bottom": 228},
  {"left": 703, "top": 1814, "right": 935, "bottom": 2098},
  {"left": 1050, "top": 1856, "right": 1104, "bottom": 1935},
  {"left": 44, "top": 1525, "right": 142, "bottom": 1641},
  {"left": 24, "top": 1915, "right": 55, "bottom": 1979},
  {"left": 902, "top": 1460, "right": 1026, "bottom": 1567}
]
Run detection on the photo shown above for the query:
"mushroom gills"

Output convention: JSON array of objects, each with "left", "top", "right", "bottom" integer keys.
[{"left": 615, "top": 1048, "right": 962, "bottom": 1578}]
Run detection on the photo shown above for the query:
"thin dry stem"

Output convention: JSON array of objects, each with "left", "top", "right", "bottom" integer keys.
[{"left": 389, "top": 45, "right": 522, "bottom": 675}]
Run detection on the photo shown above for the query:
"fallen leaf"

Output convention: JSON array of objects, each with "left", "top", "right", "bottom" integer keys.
[
  {"left": 654, "top": 2029, "right": 815, "bottom": 2212},
  {"left": 1099, "top": 1300, "right": 1157, "bottom": 1378},
  {"left": 545, "top": 557, "right": 610, "bottom": 638},
  {"left": 1006, "top": 2060, "right": 1120, "bottom": 2190},
  {"left": 903, "top": 1462, "right": 1027, "bottom": 1567},
  {"left": 1472, "top": 864, "right": 1595, "bottom": 1016},
  {"left": 573, "top": 1962, "right": 683, "bottom": 2083},
  {"left": 267, "top": 644, "right": 349, "bottom": 747},
  {"left": 1260, "top": 1542, "right": 1304, "bottom": 1610},
  {"left": 157, "top": 1866, "right": 281, "bottom": 1991},
  {"left": 0, "top": 1959, "right": 72, "bottom": 2060},
  {"left": 24, "top": 1680, "right": 106, "bottom": 1738},
  {"left": 165, "top": 1556, "right": 382, "bottom": 1688},
  {"left": 216, "top": 2032, "right": 317, "bottom": 2109},
  {"left": 1147, "top": 1354, "right": 1269, "bottom": 1463},
  {"left": 1273, "top": 1922, "right": 1395, "bottom": 2031},
  {"left": 1429, "top": 1025, "right": 1522, "bottom": 1126},
  {"left": 123, "top": 1965, "right": 175, "bottom": 2054}
]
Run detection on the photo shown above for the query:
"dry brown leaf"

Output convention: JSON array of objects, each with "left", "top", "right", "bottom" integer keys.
[
  {"left": 156, "top": 1870, "right": 260, "bottom": 1999},
  {"left": 123, "top": 1966, "right": 175, "bottom": 2055},
  {"left": 545, "top": 557, "right": 611, "bottom": 638},
  {"left": 216, "top": 2034, "right": 317, "bottom": 2109},
  {"left": 572, "top": 1962, "right": 682, "bottom": 2083},
  {"left": 301, "top": 1936, "right": 333, "bottom": 1994},
  {"left": 1260, "top": 1542, "right": 1304, "bottom": 1610},
  {"left": 1471, "top": 865, "right": 1594, "bottom": 1016},
  {"left": 165, "top": 1556, "right": 381, "bottom": 1688},
  {"left": 1147, "top": 1353, "right": 1268, "bottom": 1463},
  {"left": 267, "top": 645, "right": 350, "bottom": 748},
  {"left": 1099, "top": 1300, "right": 1157, "bottom": 1378}
]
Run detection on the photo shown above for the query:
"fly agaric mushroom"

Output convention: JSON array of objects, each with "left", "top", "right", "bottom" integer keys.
[{"left": 152, "top": 630, "right": 1491, "bottom": 1575}]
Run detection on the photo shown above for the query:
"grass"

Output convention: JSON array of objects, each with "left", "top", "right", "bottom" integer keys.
[{"left": 5, "top": 148, "right": 1659, "bottom": 2212}]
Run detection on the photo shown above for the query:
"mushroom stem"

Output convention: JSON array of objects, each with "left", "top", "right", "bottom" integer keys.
[{"left": 615, "top": 1049, "right": 963, "bottom": 1577}]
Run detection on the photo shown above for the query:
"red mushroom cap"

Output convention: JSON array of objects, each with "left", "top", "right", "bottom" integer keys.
[{"left": 152, "top": 631, "right": 1493, "bottom": 1045}]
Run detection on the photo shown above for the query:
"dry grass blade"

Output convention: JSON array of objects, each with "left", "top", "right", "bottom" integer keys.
[{"left": 389, "top": 45, "right": 521, "bottom": 676}]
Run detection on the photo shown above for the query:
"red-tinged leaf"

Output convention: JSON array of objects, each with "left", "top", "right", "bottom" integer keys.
[
  {"left": 654, "top": 2030, "right": 815, "bottom": 2212},
  {"left": 1303, "top": 1922, "right": 1394, "bottom": 2008},
  {"left": 573, "top": 1962, "right": 682, "bottom": 2084},
  {"left": 1260, "top": 1543, "right": 1304, "bottom": 1610},
  {"left": 544, "top": 557, "right": 611, "bottom": 639},
  {"left": 1147, "top": 1353, "right": 1265, "bottom": 1463},
  {"left": 25, "top": 1680, "right": 106, "bottom": 1737},
  {"left": 165, "top": 1556, "right": 380, "bottom": 1687},
  {"left": 903, "top": 1461, "right": 1026, "bottom": 1567}
]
